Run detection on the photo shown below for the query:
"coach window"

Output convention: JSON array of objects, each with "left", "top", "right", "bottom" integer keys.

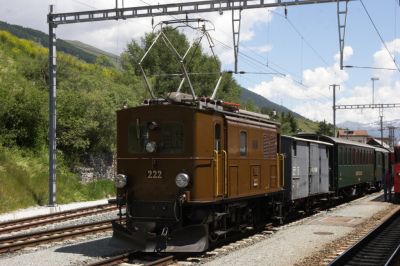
[
  {"left": 215, "top": 124, "right": 221, "bottom": 151},
  {"left": 347, "top": 148, "right": 350, "bottom": 165},
  {"left": 240, "top": 131, "right": 247, "bottom": 156}
]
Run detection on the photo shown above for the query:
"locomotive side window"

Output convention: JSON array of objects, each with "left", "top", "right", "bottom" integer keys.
[
  {"left": 240, "top": 131, "right": 247, "bottom": 156},
  {"left": 215, "top": 124, "right": 221, "bottom": 151}
]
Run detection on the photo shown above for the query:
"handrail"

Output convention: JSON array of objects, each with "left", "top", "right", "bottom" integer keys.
[
  {"left": 222, "top": 150, "right": 228, "bottom": 197},
  {"left": 276, "top": 153, "right": 280, "bottom": 188},
  {"left": 280, "top": 153, "right": 285, "bottom": 188},
  {"left": 276, "top": 153, "right": 285, "bottom": 188},
  {"left": 214, "top": 150, "right": 219, "bottom": 197}
]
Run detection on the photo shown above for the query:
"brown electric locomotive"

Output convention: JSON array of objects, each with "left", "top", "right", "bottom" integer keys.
[{"left": 112, "top": 93, "right": 284, "bottom": 252}]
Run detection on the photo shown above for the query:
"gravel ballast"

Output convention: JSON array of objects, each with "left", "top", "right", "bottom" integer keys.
[{"left": 0, "top": 192, "right": 396, "bottom": 265}]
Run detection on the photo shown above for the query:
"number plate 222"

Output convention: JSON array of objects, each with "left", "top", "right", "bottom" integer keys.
[{"left": 147, "top": 170, "right": 162, "bottom": 179}]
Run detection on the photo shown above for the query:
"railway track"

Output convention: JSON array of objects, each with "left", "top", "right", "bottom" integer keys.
[
  {"left": 0, "top": 203, "right": 118, "bottom": 235},
  {"left": 329, "top": 208, "right": 400, "bottom": 266},
  {"left": 0, "top": 218, "right": 116, "bottom": 254},
  {"left": 88, "top": 252, "right": 174, "bottom": 266}
]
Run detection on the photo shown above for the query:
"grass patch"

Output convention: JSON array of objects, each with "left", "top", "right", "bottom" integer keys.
[{"left": 0, "top": 146, "right": 115, "bottom": 214}]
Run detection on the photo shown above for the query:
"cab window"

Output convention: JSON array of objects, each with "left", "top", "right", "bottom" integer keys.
[
  {"left": 240, "top": 131, "right": 247, "bottom": 156},
  {"left": 215, "top": 124, "right": 221, "bottom": 151}
]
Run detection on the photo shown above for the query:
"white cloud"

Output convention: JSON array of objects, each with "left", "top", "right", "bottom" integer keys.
[{"left": 249, "top": 46, "right": 352, "bottom": 104}]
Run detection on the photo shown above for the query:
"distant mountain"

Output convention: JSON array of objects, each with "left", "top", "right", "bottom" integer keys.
[
  {"left": 240, "top": 87, "right": 303, "bottom": 117},
  {"left": 65, "top": 40, "right": 120, "bottom": 68},
  {"left": 0, "top": 20, "right": 118, "bottom": 65},
  {"left": 240, "top": 87, "right": 319, "bottom": 132}
]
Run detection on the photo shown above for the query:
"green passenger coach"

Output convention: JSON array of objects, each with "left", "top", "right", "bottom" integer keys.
[{"left": 296, "top": 134, "right": 376, "bottom": 195}]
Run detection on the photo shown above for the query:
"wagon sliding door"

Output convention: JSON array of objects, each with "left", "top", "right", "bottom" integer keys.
[{"left": 309, "top": 143, "right": 320, "bottom": 195}]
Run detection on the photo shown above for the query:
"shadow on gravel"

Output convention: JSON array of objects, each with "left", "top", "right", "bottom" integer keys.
[
  {"left": 54, "top": 237, "right": 126, "bottom": 258},
  {"left": 371, "top": 194, "right": 386, "bottom": 202}
]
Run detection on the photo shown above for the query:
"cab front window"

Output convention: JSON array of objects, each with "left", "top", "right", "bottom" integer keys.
[{"left": 128, "top": 121, "right": 184, "bottom": 154}]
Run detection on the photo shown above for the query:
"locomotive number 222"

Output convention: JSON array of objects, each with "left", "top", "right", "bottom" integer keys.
[{"left": 147, "top": 170, "right": 163, "bottom": 179}]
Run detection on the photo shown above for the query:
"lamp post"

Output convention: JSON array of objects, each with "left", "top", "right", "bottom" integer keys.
[{"left": 371, "top": 77, "right": 379, "bottom": 105}]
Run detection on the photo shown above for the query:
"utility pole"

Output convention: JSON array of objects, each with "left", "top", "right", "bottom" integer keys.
[
  {"left": 388, "top": 126, "right": 395, "bottom": 149},
  {"left": 330, "top": 84, "right": 339, "bottom": 137},
  {"left": 379, "top": 107, "right": 384, "bottom": 146},
  {"left": 48, "top": 5, "right": 57, "bottom": 207},
  {"left": 371, "top": 77, "right": 379, "bottom": 106}
]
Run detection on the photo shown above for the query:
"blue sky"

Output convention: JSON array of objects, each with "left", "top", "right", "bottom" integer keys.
[{"left": 0, "top": 0, "right": 399, "bottom": 126}]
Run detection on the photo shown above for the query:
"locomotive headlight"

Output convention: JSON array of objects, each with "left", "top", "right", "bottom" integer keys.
[
  {"left": 175, "top": 173, "right": 190, "bottom": 188},
  {"left": 114, "top": 174, "right": 127, "bottom": 188},
  {"left": 146, "top": 141, "right": 157, "bottom": 153}
]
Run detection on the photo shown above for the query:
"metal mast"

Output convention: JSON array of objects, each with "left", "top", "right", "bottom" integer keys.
[
  {"left": 232, "top": 2, "right": 243, "bottom": 73},
  {"left": 330, "top": 84, "right": 339, "bottom": 137},
  {"left": 337, "top": 0, "right": 349, "bottom": 70},
  {"left": 47, "top": 0, "right": 353, "bottom": 206}
]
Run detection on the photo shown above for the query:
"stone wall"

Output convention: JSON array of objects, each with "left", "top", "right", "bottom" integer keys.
[{"left": 74, "top": 153, "right": 115, "bottom": 183}]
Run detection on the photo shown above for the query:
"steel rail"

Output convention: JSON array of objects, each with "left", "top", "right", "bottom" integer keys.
[
  {"left": 0, "top": 219, "right": 116, "bottom": 254},
  {"left": 329, "top": 208, "right": 400, "bottom": 266},
  {"left": 87, "top": 252, "right": 174, "bottom": 266},
  {"left": 0, "top": 204, "right": 117, "bottom": 234}
]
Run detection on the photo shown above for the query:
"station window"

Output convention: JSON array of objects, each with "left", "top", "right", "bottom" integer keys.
[
  {"left": 215, "top": 124, "right": 221, "bottom": 151},
  {"left": 240, "top": 131, "right": 247, "bottom": 156}
]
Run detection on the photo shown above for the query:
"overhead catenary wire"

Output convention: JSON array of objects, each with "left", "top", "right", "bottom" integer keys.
[{"left": 360, "top": 0, "right": 400, "bottom": 73}]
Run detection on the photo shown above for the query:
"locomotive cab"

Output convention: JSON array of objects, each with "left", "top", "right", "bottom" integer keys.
[{"left": 113, "top": 103, "right": 212, "bottom": 252}]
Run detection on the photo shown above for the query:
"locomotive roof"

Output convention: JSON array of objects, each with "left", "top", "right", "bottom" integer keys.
[
  {"left": 282, "top": 135, "right": 333, "bottom": 146},
  {"left": 295, "top": 133, "right": 375, "bottom": 149},
  {"left": 121, "top": 98, "right": 280, "bottom": 126}
]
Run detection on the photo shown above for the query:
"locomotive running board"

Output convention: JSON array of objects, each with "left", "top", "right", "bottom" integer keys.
[{"left": 110, "top": 221, "right": 209, "bottom": 253}]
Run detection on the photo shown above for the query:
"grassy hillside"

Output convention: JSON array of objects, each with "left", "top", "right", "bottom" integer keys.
[
  {"left": 0, "top": 30, "right": 144, "bottom": 214},
  {"left": 0, "top": 147, "right": 114, "bottom": 213},
  {"left": 0, "top": 20, "right": 100, "bottom": 64}
]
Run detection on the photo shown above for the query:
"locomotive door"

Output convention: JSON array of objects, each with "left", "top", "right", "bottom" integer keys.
[
  {"left": 213, "top": 122, "right": 226, "bottom": 198},
  {"left": 309, "top": 143, "right": 320, "bottom": 195}
]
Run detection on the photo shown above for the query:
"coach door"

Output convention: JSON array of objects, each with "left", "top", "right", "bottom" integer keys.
[
  {"left": 309, "top": 143, "right": 320, "bottom": 195},
  {"left": 213, "top": 122, "right": 226, "bottom": 198}
]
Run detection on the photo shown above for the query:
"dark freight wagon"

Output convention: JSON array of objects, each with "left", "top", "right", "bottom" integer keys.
[{"left": 281, "top": 136, "right": 332, "bottom": 201}]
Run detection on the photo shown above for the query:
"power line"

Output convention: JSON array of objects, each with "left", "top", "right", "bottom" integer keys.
[
  {"left": 360, "top": 0, "right": 400, "bottom": 73},
  {"left": 270, "top": 10, "right": 331, "bottom": 67}
]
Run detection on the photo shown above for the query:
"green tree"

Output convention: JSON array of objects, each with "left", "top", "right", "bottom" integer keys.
[{"left": 316, "top": 120, "right": 334, "bottom": 136}]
